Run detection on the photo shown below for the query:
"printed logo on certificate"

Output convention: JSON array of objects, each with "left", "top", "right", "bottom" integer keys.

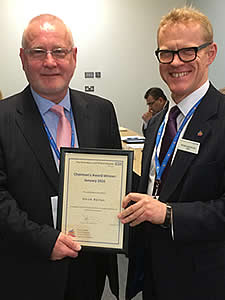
[{"left": 57, "top": 147, "right": 133, "bottom": 254}]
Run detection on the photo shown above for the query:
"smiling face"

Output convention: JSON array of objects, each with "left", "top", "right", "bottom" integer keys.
[
  {"left": 158, "top": 22, "right": 217, "bottom": 103},
  {"left": 20, "top": 17, "right": 77, "bottom": 103}
]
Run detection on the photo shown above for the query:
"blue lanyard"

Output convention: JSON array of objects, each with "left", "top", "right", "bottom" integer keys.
[
  {"left": 43, "top": 108, "right": 75, "bottom": 160},
  {"left": 155, "top": 98, "right": 202, "bottom": 183}
]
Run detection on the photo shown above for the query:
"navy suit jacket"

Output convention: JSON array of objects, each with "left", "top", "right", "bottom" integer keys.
[
  {"left": 127, "top": 84, "right": 225, "bottom": 300},
  {"left": 0, "top": 86, "right": 121, "bottom": 300}
]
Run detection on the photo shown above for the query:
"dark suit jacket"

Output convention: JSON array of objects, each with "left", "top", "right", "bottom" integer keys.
[
  {"left": 142, "top": 122, "right": 148, "bottom": 137},
  {"left": 142, "top": 102, "right": 169, "bottom": 137},
  {"left": 127, "top": 84, "right": 225, "bottom": 300},
  {"left": 0, "top": 86, "right": 121, "bottom": 300}
]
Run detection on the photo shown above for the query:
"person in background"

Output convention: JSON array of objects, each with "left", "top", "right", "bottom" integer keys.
[
  {"left": 0, "top": 14, "right": 120, "bottom": 300},
  {"left": 142, "top": 87, "right": 168, "bottom": 136},
  {"left": 119, "top": 6, "right": 225, "bottom": 300}
]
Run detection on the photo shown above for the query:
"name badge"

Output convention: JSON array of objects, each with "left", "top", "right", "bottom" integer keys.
[{"left": 177, "top": 138, "right": 200, "bottom": 154}]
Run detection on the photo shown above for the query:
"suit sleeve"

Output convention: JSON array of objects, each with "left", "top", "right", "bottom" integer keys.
[
  {"left": 0, "top": 105, "right": 59, "bottom": 259},
  {"left": 108, "top": 101, "right": 122, "bottom": 149},
  {"left": 0, "top": 159, "right": 60, "bottom": 258}
]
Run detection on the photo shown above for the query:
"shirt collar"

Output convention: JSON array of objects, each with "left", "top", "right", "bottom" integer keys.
[
  {"left": 30, "top": 87, "right": 71, "bottom": 115},
  {"left": 169, "top": 80, "right": 209, "bottom": 116}
]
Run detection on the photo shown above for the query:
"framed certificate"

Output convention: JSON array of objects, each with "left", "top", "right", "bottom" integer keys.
[{"left": 57, "top": 147, "right": 133, "bottom": 254}]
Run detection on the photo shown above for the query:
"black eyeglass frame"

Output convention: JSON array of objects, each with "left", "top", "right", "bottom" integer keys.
[{"left": 155, "top": 41, "right": 213, "bottom": 64}]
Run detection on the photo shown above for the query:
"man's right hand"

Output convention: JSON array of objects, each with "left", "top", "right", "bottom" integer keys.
[
  {"left": 142, "top": 111, "right": 153, "bottom": 122},
  {"left": 50, "top": 232, "right": 81, "bottom": 261}
]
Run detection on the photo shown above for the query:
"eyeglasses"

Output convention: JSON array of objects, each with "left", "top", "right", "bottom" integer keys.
[
  {"left": 23, "top": 48, "right": 73, "bottom": 60},
  {"left": 147, "top": 98, "right": 158, "bottom": 106},
  {"left": 155, "top": 42, "right": 212, "bottom": 64}
]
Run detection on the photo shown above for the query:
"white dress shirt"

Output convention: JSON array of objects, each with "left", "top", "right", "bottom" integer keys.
[{"left": 147, "top": 80, "right": 210, "bottom": 196}]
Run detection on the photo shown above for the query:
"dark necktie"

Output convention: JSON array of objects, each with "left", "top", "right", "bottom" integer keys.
[{"left": 158, "top": 105, "right": 180, "bottom": 190}]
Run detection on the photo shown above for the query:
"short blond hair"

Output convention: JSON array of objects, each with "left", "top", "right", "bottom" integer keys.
[{"left": 157, "top": 6, "right": 213, "bottom": 44}]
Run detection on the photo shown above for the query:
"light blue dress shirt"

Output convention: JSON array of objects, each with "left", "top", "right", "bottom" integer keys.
[{"left": 31, "top": 87, "right": 79, "bottom": 168}]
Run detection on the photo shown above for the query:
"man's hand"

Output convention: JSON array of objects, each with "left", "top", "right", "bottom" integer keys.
[
  {"left": 142, "top": 111, "right": 153, "bottom": 123},
  {"left": 118, "top": 193, "right": 167, "bottom": 226},
  {"left": 50, "top": 232, "right": 81, "bottom": 261}
]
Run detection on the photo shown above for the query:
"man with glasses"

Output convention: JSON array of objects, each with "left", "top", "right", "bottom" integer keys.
[
  {"left": 0, "top": 14, "right": 120, "bottom": 300},
  {"left": 119, "top": 6, "right": 225, "bottom": 300},
  {"left": 142, "top": 87, "right": 168, "bottom": 136}
]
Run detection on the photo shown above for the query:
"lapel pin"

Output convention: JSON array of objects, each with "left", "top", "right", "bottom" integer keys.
[{"left": 197, "top": 130, "right": 203, "bottom": 137}]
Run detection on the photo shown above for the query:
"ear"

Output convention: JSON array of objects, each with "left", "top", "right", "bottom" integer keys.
[
  {"left": 207, "top": 42, "right": 217, "bottom": 65},
  {"left": 72, "top": 47, "right": 77, "bottom": 67},
  {"left": 19, "top": 48, "right": 26, "bottom": 70},
  {"left": 158, "top": 97, "right": 163, "bottom": 103}
]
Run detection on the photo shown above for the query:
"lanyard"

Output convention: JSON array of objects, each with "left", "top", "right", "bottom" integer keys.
[
  {"left": 154, "top": 98, "right": 202, "bottom": 192},
  {"left": 43, "top": 108, "right": 75, "bottom": 160}
]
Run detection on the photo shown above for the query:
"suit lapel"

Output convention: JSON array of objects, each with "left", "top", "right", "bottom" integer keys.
[
  {"left": 15, "top": 87, "right": 59, "bottom": 192},
  {"left": 160, "top": 85, "right": 219, "bottom": 201},
  {"left": 70, "top": 90, "right": 89, "bottom": 147}
]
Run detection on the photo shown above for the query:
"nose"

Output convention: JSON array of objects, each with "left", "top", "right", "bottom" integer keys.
[
  {"left": 171, "top": 53, "right": 184, "bottom": 66},
  {"left": 43, "top": 53, "right": 57, "bottom": 67}
]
